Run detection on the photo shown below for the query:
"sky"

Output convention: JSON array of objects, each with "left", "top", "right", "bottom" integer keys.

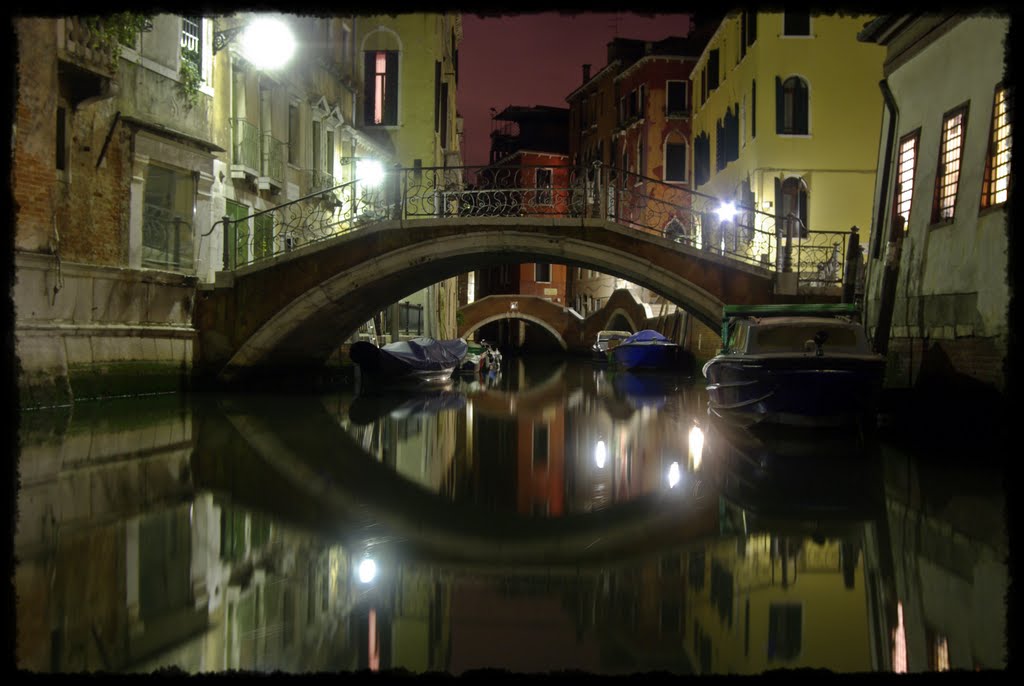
[{"left": 458, "top": 12, "right": 693, "bottom": 168}]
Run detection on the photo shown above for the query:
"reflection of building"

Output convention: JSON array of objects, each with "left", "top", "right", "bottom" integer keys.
[
  {"left": 857, "top": 15, "right": 1011, "bottom": 397},
  {"left": 690, "top": 12, "right": 885, "bottom": 266}
]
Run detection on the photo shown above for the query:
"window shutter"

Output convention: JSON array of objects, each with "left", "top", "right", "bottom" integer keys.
[
  {"left": 775, "top": 77, "right": 783, "bottom": 134},
  {"left": 440, "top": 82, "right": 449, "bottom": 148},
  {"left": 795, "top": 83, "right": 808, "bottom": 134},
  {"left": 434, "top": 61, "right": 441, "bottom": 133},
  {"left": 384, "top": 51, "right": 399, "bottom": 125},
  {"left": 751, "top": 80, "right": 757, "bottom": 138},
  {"left": 798, "top": 184, "right": 808, "bottom": 236},
  {"left": 363, "top": 52, "right": 376, "bottom": 125}
]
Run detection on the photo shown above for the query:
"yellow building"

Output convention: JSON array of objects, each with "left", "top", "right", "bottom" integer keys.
[{"left": 690, "top": 11, "right": 885, "bottom": 269}]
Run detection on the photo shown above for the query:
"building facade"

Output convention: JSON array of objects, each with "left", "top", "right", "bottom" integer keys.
[
  {"left": 690, "top": 11, "right": 884, "bottom": 274},
  {"left": 12, "top": 12, "right": 462, "bottom": 407},
  {"left": 857, "top": 15, "right": 1011, "bottom": 396}
]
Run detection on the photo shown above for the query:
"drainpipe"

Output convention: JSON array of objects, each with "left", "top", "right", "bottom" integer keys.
[{"left": 870, "top": 79, "right": 902, "bottom": 356}]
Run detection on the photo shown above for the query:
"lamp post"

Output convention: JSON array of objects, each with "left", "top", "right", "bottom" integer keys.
[{"left": 213, "top": 16, "right": 296, "bottom": 70}]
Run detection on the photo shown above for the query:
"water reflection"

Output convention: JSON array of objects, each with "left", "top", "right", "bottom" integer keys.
[{"left": 14, "top": 359, "right": 1007, "bottom": 674}]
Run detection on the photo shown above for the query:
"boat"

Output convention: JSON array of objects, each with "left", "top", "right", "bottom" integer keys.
[
  {"left": 591, "top": 330, "right": 632, "bottom": 363},
  {"left": 611, "top": 371, "right": 683, "bottom": 410},
  {"left": 348, "top": 389, "right": 466, "bottom": 425},
  {"left": 456, "top": 340, "right": 502, "bottom": 376},
  {"left": 702, "top": 304, "right": 885, "bottom": 427},
  {"left": 608, "top": 329, "right": 694, "bottom": 372},
  {"left": 350, "top": 336, "right": 468, "bottom": 388}
]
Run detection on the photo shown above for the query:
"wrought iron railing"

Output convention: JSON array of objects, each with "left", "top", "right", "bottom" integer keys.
[
  {"left": 209, "top": 162, "right": 857, "bottom": 293},
  {"left": 231, "top": 118, "right": 260, "bottom": 172},
  {"left": 142, "top": 203, "right": 193, "bottom": 272},
  {"left": 261, "top": 133, "right": 285, "bottom": 184}
]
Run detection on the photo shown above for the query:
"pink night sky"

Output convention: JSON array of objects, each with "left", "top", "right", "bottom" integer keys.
[{"left": 458, "top": 12, "right": 693, "bottom": 168}]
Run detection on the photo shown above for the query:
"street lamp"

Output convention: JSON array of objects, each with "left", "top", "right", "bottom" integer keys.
[
  {"left": 357, "top": 557, "right": 378, "bottom": 584},
  {"left": 214, "top": 16, "right": 296, "bottom": 70},
  {"left": 356, "top": 158, "right": 386, "bottom": 188},
  {"left": 714, "top": 201, "right": 738, "bottom": 223}
]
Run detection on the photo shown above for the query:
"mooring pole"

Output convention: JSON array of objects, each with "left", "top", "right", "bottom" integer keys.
[{"left": 842, "top": 226, "right": 860, "bottom": 304}]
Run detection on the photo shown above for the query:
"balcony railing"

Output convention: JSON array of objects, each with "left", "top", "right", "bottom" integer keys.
[
  {"left": 57, "top": 17, "right": 118, "bottom": 76},
  {"left": 305, "top": 169, "right": 338, "bottom": 194},
  {"left": 260, "top": 133, "right": 286, "bottom": 187},
  {"left": 231, "top": 118, "right": 260, "bottom": 173}
]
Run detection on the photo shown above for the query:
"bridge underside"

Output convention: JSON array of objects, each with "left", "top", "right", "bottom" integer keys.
[{"left": 195, "top": 218, "right": 812, "bottom": 384}]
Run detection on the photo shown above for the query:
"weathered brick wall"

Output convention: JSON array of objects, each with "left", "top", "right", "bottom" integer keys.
[
  {"left": 13, "top": 18, "right": 131, "bottom": 267},
  {"left": 886, "top": 336, "right": 1007, "bottom": 392}
]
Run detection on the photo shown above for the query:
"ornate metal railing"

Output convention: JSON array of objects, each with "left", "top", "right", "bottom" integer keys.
[
  {"left": 210, "top": 162, "right": 857, "bottom": 293},
  {"left": 261, "top": 133, "right": 286, "bottom": 184},
  {"left": 231, "top": 118, "right": 260, "bottom": 172},
  {"left": 142, "top": 203, "right": 194, "bottom": 272}
]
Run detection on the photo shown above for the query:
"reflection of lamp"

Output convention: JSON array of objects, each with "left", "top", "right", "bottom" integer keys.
[
  {"left": 595, "top": 440, "right": 607, "bottom": 469},
  {"left": 688, "top": 425, "right": 704, "bottom": 471},
  {"left": 667, "top": 461, "right": 681, "bottom": 489},
  {"left": 357, "top": 558, "right": 378, "bottom": 584},
  {"left": 214, "top": 17, "right": 296, "bottom": 70}
]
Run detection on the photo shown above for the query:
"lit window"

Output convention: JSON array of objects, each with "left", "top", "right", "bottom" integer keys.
[
  {"left": 894, "top": 130, "right": 920, "bottom": 230},
  {"left": 981, "top": 85, "right": 1011, "bottom": 208},
  {"left": 932, "top": 104, "right": 968, "bottom": 223},
  {"left": 363, "top": 51, "right": 398, "bottom": 126}
]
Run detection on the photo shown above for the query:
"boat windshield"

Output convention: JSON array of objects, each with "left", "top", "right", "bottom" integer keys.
[{"left": 754, "top": 324, "right": 859, "bottom": 351}]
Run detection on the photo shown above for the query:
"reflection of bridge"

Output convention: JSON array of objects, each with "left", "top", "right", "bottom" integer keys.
[
  {"left": 191, "top": 395, "right": 720, "bottom": 569},
  {"left": 196, "top": 164, "right": 857, "bottom": 383}
]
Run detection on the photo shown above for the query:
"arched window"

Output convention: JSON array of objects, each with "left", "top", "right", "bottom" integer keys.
[{"left": 776, "top": 76, "right": 808, "bottom": 135}]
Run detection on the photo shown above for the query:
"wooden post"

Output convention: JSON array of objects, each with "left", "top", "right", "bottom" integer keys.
[
  {"left": 842, "top": 226, "right": 860, "bottom": 304},
  {"left": 221, "top": 215, "right": 234, "bottom": 271}
]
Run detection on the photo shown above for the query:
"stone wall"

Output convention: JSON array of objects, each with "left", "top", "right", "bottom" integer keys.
[{"left": 14, "top": 252, "right": 197, "bottom": 408}]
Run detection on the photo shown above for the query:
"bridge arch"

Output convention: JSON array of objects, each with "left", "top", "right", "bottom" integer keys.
[
  {"left": 462, "top": 312, "right": 568, "bottom": 350},
  {"left": 199, "top": 219, "right": 774, "bottom": 382}
]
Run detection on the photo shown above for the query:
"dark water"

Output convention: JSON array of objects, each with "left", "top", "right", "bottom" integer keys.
[{"left": 14, "top": 357, "right": 1008, "bottom": 674}]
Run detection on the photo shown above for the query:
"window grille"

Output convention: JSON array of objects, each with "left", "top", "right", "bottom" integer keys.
[
  {"left": 181, "top": 16, "right": 202, "bottom": 69},
  {"left": 982, "top": 85, "right": 1011, "bottom": 208},
  {"left": 894, "top": 130, "right": 919, "bottom": 228},
  {"left": 932, "top": 104, "right": 968, "bottom": 223}
]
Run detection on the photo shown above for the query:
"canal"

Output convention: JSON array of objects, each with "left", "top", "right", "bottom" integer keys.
[{"left": 14, "top": 356, "right": 1008, "bottom": 674}]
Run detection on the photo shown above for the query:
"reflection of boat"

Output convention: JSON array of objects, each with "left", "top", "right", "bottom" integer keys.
[
  {"left": 703, "top": 412, "right": 881, "bottom": 521},
  {"left": 591, "top": 330, "right": 632, "bottom": 363},
  {"left": 612, "top": 371, "right": 681, "bottom": 409},
  {"left": 350, "top": 337, "right": 468, "bottom": 388},
  {"left": 702, "top": 304, "right": 885, "bottom": 427},
  {"left": 609, "top": 329, "right": 694, "bottom": 372},
  {"left": 348, "top": 390, "right": 466, "bottom": 425}
]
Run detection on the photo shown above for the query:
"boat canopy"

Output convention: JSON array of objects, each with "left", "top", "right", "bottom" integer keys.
[
  {"left": 621, "top": 329, "right": 671, "bottom": 345},
  {"left": 719, "top": 304, "right": 860, "bottom": 344}
]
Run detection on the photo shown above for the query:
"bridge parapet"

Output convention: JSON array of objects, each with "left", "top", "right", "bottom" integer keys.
[{"left": 207, "top": 162, "right": 857, "bottom": 293}]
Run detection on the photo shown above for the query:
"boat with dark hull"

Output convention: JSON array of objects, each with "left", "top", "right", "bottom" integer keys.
[
  {"left": 702, "top": 304, "right": 884, "bottom": 427},
  {"left": 350, "top": 337, "right": 468, "bottom": 389},
  {"left": 591, "top": 330, "right": 632, "bottom": 363},
  {"left": 609, "top": 329, "right": 694, "bottom": 373}
]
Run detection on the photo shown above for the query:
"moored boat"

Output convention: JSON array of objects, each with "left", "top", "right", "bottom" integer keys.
[
  {"left": 350, "top": 337, "right": 468, "bottom": 389},
  {"left": 609, "top": 329, "right": 694, "bottom": 372},
  {"left": 702, "top": 304, "right": 885, "bottom": 427},
  {"left": 591, "top": 330, "right": 632, "bottom": 363}
]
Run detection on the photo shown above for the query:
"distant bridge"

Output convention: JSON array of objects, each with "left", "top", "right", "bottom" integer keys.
[{"left": 195, "top": 164, "right": 855, "bottom": 383}]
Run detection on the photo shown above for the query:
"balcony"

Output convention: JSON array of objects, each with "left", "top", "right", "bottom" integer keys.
[
  {"left": 231, "top": 118, "right": 260, "bottom": 180},
  {"left": 57, "top": 17, "right": 118, "bottom": 78},
  {"left": 258, "top": 133, "right": 286, "bottom": 192}
]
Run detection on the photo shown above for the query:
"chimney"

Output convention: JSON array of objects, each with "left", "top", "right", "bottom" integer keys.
[{"left": 582, "top": 63, "right": 591, "bottom": 83}]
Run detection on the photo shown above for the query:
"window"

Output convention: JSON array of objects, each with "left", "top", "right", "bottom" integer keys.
[
  {"left": 666, "top": 140, "right": 687, "bottom": 182},
  {"left": 776, "top": 76, "right": 808, "bottom": 135},
  {"left": 56, "top": 106, "right": 67, "bottom": 171},
  {"left": 783, "top": 11, "right": 810, "bottom": 36},
  {"left": 535, "top": 168, "right": 552, "bottom": 205},
  {"left": 253, "top": 213, "right": 274, "bottom": 261},
  {"left": 288, "top": 105, "right": 300, "bottom": 166},
  {"left": 311, "top": 119, "right": 321, "bottom": 172},
  {"left": 667, "top": 81, "right": 688, "bottom": 115},
  {"left": 982, "top": 85, "right": 1011, "bottom": 208},
  {"left": 364, "top": 50, "right": 398, "bottom": 126},
  {"left": 532, "top": 423, "right": 549, "bottom": 468},
  {"left": 440, "top": 82, "right": 449, "bottom": 148},
  {"left": 768, "top": 604, "right": 802, "bottom": 660},
  {"left": 751, "top": 80, "right": 757, "bottom": 138},
  {"left": 694, "top": 132, "right": 711, "bottom": 186},
  {"left": 707, "top": 49, "right": 720, "bottom": 91},
  {"left": 725, "top": 104, "right": 739, "bottom": 162},
  {"left": 932, "top": 103, "right": 969, "bottom": 223},
  {"left": 181, "top": 16, "right": 202, "bottom": 71},
  {"left": 535, "top": 262, "right": 551, "bottom": 283},
  {"left": 142, "top": 163, "right": 195, "bottom": 272},
  {"left": 715, "top": 119, "right": 725, "bottom": 172},
  {"left": 894, "top": 129, "right": 920, "bottom": 229}
]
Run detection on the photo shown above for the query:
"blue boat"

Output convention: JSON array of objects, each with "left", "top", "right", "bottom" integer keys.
[
  {"left": 350, "top": 337, "right": 468, "bottom": 388},
  {"left": 609, "top": 329, "right": 694, "bottom": 372},
  {"left": 702, "top": 304, "right": 885, "bottom": 427}
]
